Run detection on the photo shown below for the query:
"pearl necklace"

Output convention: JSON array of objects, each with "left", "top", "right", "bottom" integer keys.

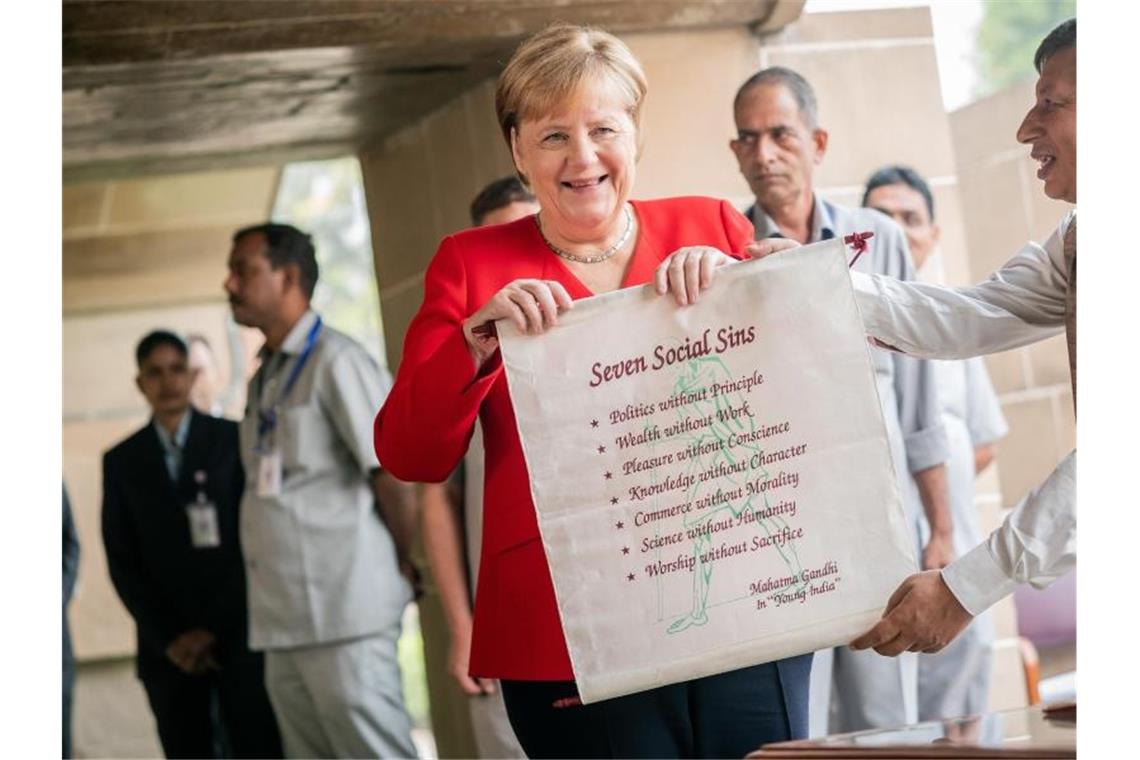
[{"left": 535, "top": 205, "right": 633, "bottom": 264}]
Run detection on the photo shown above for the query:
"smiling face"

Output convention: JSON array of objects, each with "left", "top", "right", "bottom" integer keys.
[
  {"left": 1016, "top": 45, "right": 1076, "bottom": 203},
  {"left": 731, "top": 83, "right": 827, "bottom": 213},
  {"left": 865, "top": 182, "right": 941, "bottom": 269},
  {"left": 136, "top": 343, "right": 195, "bottom": 418},
  {"left": 510, "top": 77, "right": 637, "bottom": 243}
]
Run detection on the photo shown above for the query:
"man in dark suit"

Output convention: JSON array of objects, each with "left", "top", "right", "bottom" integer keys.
[{"left": 102, "top": 330, "right": 281, "bottom": 759}]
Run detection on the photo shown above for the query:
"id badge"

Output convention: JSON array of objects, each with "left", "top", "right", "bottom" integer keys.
[
  {"left": 186, "top": 501, "right": 221, "bottom": 548},
  {"left": 257, "top": 451, "right": 282, "bottom": 498}
]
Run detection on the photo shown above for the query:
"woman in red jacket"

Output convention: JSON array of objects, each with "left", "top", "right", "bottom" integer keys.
[{"left": 375, "top": 23, "right": 811, "bottom": 758}]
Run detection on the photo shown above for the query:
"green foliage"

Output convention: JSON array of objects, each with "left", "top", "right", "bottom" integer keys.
[
  {"left": 975, "top": 0, "right": 1075, "bottom": 98},
  {"left": 271, "top": 157, "right": 388, "bottom": 367},
  {"left": 397, "top": 606, "right": 432, "bottom": 729}
]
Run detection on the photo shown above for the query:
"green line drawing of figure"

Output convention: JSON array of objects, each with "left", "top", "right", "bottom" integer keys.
[{"left": 655, "top": 354, "right": 808, "bottom": 634}]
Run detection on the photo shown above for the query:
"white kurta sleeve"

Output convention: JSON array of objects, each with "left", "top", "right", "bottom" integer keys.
[
  {"left": 939, "top": 450, "right": 1075, "bottom": 615},
  {"left": 846, "top": 213, "right": 1076, "bottom": 616},
  {"left": 850, "top": 214, "right": 1073, "bottom": 361}
]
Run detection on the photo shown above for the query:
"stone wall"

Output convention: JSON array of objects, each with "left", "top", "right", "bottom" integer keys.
[{"left": 949, "top": 81, "right": 1075, "bottom": 515}]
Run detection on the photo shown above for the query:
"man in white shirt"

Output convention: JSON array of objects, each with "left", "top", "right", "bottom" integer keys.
[{"left": 755, "top": 18, "right": 1076, "bottom": 658}]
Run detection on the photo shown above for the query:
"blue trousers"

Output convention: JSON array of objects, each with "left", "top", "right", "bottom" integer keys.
[{"left": 502, "top": 654, "right": 811, "bottom": 759}]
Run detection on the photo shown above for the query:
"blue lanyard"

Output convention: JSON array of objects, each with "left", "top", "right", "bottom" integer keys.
[{"left": 257, "top": 316, "right": 323, "bottom": 447}]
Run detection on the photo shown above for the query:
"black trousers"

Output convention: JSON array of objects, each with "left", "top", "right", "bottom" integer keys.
[
  {"left": 502, "top": 656, "right": 811, "bottom": 759},
  {"left": 63, "top": 622, "right": 74, "bottom": 759},
  {"left": 141, "top": 648, "right": 282, "bottom": 759}
]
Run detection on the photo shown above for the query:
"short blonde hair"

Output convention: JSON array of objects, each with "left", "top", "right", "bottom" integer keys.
[{"left": 495, "top": 24, "right": 648, "bottom": 149}]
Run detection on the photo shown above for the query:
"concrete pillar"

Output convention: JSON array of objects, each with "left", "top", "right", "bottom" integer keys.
[{"left": 359, "top": 77, "right": 512, "bottom": 758}]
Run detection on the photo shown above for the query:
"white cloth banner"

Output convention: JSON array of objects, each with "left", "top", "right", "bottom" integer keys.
[{"left": 499, "top": 238, "right": 916, "bottom": 704}]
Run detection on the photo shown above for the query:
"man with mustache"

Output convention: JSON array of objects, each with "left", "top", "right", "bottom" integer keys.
[
  {"left": 225, "top": 223, "right": 417, "bottom": 758},
  {"left": 729, "top": 66, "right": 954, "bottom": 733}
]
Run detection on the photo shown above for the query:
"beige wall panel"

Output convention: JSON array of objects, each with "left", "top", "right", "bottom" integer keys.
[
  {"left": 817, "top": 186, "right": 860, "bottom": 211},
  {"left": 763, "top": 43, "right": 955, "bottom": 185},
  {"left": 363, "top": 81, "right": 513, "bottom": 373},
  {"left": 974, "top": 463, "right": 1002, "bottom": 504},
  {"left": 64, "top": 226, "right": 234, "bottom": 278},
  {"left": 625, "top": 27, "right": 760, "bottom": 200},
  {"left": 104, "top": 166, "right": 279, "bottom": 231},
  {"left": 996, "top": 396, "right": 1062, "bottom": 508},
  {"left": 65, "top": 416, "right": 149, "bottom": 660},
  {"left": 73, "top": 660, "right": 162, "bottom": 759},
  {"left": 989, "top": 596, "right": 1020, "bottom": 641},
  {"left": 984, "top": 348, "right": 1027, "bottom": 395},
  {"left": 1055, "top": 390, "right": 1075, "bottom": 455},
  {"left": 361, "top": 128, "right": 441, "bottom": 288},
  {"left": 929, "top": 185, "right": 971, "bottom": 284},
  {"left": 957, "top": 161, "right": 1033, "bottom": 279},
  {"left": 64, "top": 303, "right": 235, "bottom": 417},
  {"left": 65, "top": 268, "right": 229, "bottom": 315},
  {"left": 975, "top": 497, "right": 1003, "bottom": 546},
  {"left": 1024, "top": 332, "right": 1071, "bottom": 389},
  {"left": 63, "top": 182, "right": 109, "bottom": 233},
  {"left": 765, "top": 6, "right": 931, "bottom": 45},
  {"left": 987, "top": 638, "right": 1029, "bottom": 711},
  {"left": 64, "top": 319, "right": 148, "bottom": 419},
  {"left": 458, "top": 80, "right": 516, "bottom": 196},
  {"left": 378, "top": 280, "right": 426, "bottom": 371},
  {"left": 950, "top": 81, "right": 1035, "bottom": 169},
  {"left": 421, "top": 99, "right": 486, "bottom": 238},
  {"left": 63, "top": 226, "right": 234, "bottom": 313}
]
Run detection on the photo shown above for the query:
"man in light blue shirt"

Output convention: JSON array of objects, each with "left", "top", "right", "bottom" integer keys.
[{"left": 729, "top": 66, "right": 953, "bottom": 733}]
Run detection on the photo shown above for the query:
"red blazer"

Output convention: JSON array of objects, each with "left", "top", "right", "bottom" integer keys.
[{"left": 375, "top": 196, "right": 755, "bottom": 680}]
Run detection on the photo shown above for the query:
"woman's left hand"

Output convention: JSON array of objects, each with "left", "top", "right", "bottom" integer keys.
[{"left": 654, "top": 246, "right": 736, "bottom": 306}]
